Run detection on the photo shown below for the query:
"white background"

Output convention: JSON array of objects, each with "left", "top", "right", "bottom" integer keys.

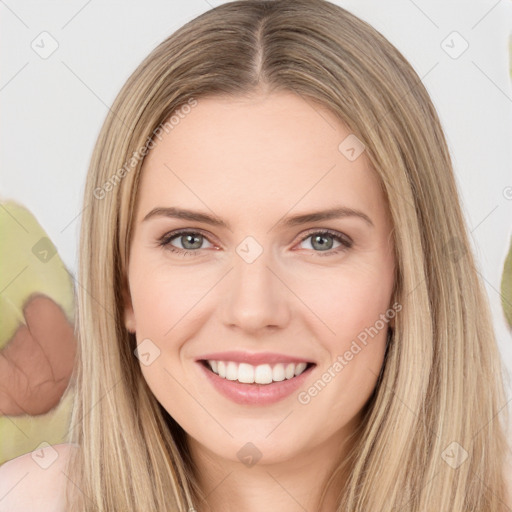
[{"left": 1, "top": 0, "right": 512, "bottom": 407}]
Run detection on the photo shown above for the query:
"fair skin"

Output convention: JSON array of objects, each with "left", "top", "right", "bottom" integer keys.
[
  {"left": 0, "top": 92, "right": 511, "bottom": 511},
  {"left": 123, "top": 91, "right": 396, "bottom": 511},
  {"left": 0, "top": 443, "right": 72, "bottom": 511}
]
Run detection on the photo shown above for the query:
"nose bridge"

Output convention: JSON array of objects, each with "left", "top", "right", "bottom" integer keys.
[{"left": 222, "top": 238, "right": 290, "bottom": 332}]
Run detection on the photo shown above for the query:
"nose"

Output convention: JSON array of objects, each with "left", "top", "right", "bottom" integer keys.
[{"left": 221, "top": 249, "right": 291, "bottom": 334}]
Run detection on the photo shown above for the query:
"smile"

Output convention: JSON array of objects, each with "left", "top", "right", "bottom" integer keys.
[
  {"left": 197, "top": 359, "right": 316, "bottom": 405},
  {"left": 203, "top": 359, "right": 312, "bottom": 384}
]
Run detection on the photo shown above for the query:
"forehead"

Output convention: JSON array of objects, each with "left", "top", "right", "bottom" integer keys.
[{"left": 135, "top": 92, "right": 387, "bottom": 225}]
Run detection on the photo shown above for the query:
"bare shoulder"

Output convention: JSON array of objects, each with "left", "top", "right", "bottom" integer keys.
[{"left": 0, "top": 443, "right": 77, "bottom": 512}]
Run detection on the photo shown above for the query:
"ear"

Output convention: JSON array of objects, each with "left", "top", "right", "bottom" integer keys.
[{"left": 122, "top": 277, "right": 136, "bottom": 334}]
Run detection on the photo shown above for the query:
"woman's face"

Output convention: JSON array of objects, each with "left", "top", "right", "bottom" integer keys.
[{"left": 124, "top": 92, "right": 396, "bottom": 467}]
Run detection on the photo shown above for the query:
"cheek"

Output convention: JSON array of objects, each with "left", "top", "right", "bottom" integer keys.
[
  {"left": 129, "top": 261, "right": 207, "bottom": 335},
  {"left": 129, "top": 266, "right": 199, "bottom": 420},
  {"left": 298, "top": 261, "right": 394, "bottom": 344},
  {"left": 138, "top": 360, "right": 201, "bottom": 438},
  {"left": 294, "top": 261, "right": 393, "bottom": 405}
]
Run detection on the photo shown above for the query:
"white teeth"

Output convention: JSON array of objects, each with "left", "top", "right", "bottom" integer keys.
[
  {"left": 255, "top": 364, "right": 273, "bottom": 384},
  {"left": 226, "top": 361, "right": 238, "bottom": 381},
  {"left": 206, "top": 360, "right": 311, "bottom": 384},
  {"left": 294, "top": 362, "right": 307, "bottom": 376},
  {"left": 272, "top": 363, "right": 285, "bottom": 382},
  {"left": 238, "top": 363, "right": 255, "bottom": 383},
  {"left": 285, "top": 363, "right": 295, "bottom": 379}
]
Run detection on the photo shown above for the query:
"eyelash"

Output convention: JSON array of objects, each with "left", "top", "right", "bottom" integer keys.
[{"left": 157, "top": 228, "right": 353, "bottom": 258}]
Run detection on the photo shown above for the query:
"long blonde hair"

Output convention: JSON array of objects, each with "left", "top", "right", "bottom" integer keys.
[{"left": 66, "top": 0, "right": 511, "bottom": 509}]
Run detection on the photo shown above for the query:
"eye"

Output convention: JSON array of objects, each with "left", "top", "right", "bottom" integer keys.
[
  {"left": 157, "top": 229, "right": 215, "bottom": 257},
  {"left": 157, "top": 228, "right": 353, "bottom": 257},
  {"left": 296, "top": 229, "right": 352, "bottom": 256}
]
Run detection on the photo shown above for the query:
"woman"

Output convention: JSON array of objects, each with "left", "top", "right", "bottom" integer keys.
[{"left": 1, "top": 0, "right": 511, "bottom": 510}]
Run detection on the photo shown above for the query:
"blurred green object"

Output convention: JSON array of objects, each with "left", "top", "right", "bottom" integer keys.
[{"left": 0, "top": 200, "right": 76, "bottom": 464}]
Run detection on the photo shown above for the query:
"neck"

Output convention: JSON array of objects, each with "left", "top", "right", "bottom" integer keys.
[{"left": 186, "top": 419, "right": 362, "bottom": 512}]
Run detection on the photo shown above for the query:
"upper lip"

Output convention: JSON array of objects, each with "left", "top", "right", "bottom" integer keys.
[{"left": 196, "top": 351, "right": 315, "bottom": 366}]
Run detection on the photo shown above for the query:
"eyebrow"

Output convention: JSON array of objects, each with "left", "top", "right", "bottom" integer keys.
[{"left": 142, "top": 206, "right": 374, "bottom": 229}]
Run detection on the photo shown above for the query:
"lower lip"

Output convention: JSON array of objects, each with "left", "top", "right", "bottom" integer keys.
[{"left": 197, "top": 361, "right": 315, "bottom": 405}]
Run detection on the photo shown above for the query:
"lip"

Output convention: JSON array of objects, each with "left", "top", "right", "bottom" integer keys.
[
  {"left": 195, "top": 351, "right": 315, "bottom": 366},
  {"left": 196, "top": 360, "right": 316, "bottom": 405}
]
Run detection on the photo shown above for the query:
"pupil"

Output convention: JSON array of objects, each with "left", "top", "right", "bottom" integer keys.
[
  {"left": 313, "top": 234, "right": 332, "bottom": 251},
  {"left": 179, "top": 234, "right": 334, "bottom": 251},
  {"left": 183, "top": 234, "right": 202, "bottom": 249}
]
